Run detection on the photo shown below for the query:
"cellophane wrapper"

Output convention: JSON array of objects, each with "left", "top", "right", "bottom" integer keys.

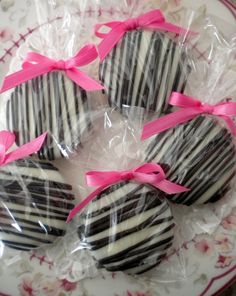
[
  {"left": 0, "top": 156, "right": 76, "bottom": 261},
  {"left": 0, "top": 0, "right": 235, "bottom": 288}
]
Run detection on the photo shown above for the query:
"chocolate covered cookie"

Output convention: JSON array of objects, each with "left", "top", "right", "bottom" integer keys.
[
  {"left": 78, "top": 182, "right": 174, "bottom": 274},
  {"left": 6, "top": 71, "right": 92, "bottom": 160},
  {"left": 145, "top": 116, "right": 236, "bottom": 205},
  {"left": 0, "top": 159, "right": 75, "bottom": 251},
  {"left": 99, "top": 31, "right": 190, "bottom": 114}
]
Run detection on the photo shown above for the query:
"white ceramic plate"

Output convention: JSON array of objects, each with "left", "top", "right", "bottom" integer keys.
[{"left": 0, "top": 1, "right": 236, "bottom": 296}]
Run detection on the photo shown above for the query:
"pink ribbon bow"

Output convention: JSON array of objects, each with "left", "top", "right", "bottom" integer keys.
[
  {"left": 0, "top": 131, "right": 47, "bottom": 166},
  {"left": 142, "top": 92, "right": 236, "bottom": 140},
  {"left": 67, "top": 163, "right": 189, "bottom": 221},
  {"left": 0, "top": 44, "right": 104, "bottom": 93},
  {"left": 95, "top": 9, "right": 194, "bottom": 61}
]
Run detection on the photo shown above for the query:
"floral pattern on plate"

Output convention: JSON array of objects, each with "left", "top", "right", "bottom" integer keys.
[{"left": 0, "top": 1, "right": 236, "bottom": 296}]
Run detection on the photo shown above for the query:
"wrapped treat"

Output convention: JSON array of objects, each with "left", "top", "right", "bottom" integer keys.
[
  {"left": 68, "top": 161, "right": 188, "bottom": 275},
  {"left": 0, "top": 131, "right": 75, "bottom": 251},
  {"left": 96, "top": 10, "right": 192, "bottom": 114},
  {"left": 0, "top": 0, "right": 104, "bottom": 161},
  {"left": 6, "top": 71, "right": 92, "bottom": 160},
  {"left": 0, "top": 158, "right": 75, "bottom": 251},
  {"left": 142, "top": 93, "right": 236, "bottom": 206},
  {"left": 78, "top": 183, "right": 175, "bottom": 274}
]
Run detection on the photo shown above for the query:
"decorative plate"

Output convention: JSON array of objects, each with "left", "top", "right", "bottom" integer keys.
[{"left": 0, "top": 1, "right": 236, "bottom": 296}]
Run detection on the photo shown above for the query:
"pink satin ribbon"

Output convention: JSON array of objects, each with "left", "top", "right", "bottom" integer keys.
[
  {"left": 0, "top": 131, "right": 47, "bottom": 166},
  {"left": 0, "top": 44, "right": 104, "bottom": 93},
  {"left": 142, "top": 92, "right": 236, "bottom": 140},
  {"left": 67, "top": 163, "right": 189, "bottom": 221},
  {"left": 95, "top": 9, "right": 194, "bottom": 61}
]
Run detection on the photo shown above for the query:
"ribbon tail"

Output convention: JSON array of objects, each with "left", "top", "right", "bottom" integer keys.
[
  {"left": 220, "top": 115, "right": 236, "bottom": 136},
  {"left": 3, "top": 132, "right": 47, "bottom": 166},
  {"left": 141, "top": 108, "right": 202, "bottom": 140},
  {"left": 0, "top": 64, "right": 53, "bottom": 93},
  {"left": 98, "top": 26, "right": 125, "bottom": 61},
  {"left": 74, "top": 44, "right": 99, "bottom": 66},
  {"left": 67, "top": 68, "right": 104, "bottom": 91},
  {"left": 155, "top": 179, "right": 190, "bottom": 194},
  {"left": 169, "top": 92, "right": 202, "bottom": 107},
  {"left": 67, "top": 185, "right": 108, "bottom": 222}
]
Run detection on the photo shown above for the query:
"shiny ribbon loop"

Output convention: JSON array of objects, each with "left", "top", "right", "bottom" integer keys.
[
  {"left": 0, "top": 44, "right": 104, "bottom": 93},
  {"left": 142, "top": 92, "right": 236, "bottom": 140},
  {"left": 0, "top": 131, "right": 47, "bottom": 166},
  {"left": 67, "top": 163, "right": 189, "bottom": 222},
  {"left": 95, "top": 9, "right": 194, "bottom": 61}
]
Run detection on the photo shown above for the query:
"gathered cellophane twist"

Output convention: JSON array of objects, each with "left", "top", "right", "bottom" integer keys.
[{"left": 0, "top": 0, "right": 236, "bottom": 289}]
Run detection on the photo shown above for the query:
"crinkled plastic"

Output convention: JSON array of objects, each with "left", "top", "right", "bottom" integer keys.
[
  {"left": 144, "top": 114, "right": 236, "bottom": 205},
  {"left": 0, "top": 0, "right": 236, "bottom": 289},
  {"left": 99, "top": 29, "right": 192, "bottom": 115},
  {"left": 0, "top": 157, "right": 75, "bottom": 252},
  {"left": 98, "top": 6, "right": 236, "bottom": 121},
  {"left": 0, "top": 0, "right": 106, "bottom": 160}
]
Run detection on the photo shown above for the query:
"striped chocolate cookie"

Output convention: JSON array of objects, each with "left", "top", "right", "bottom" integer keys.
[
  {"left": 78, "top": 182, "right": 174, "bottom": 274},
  {"left": 6, "top": 71, "right": 92, "bottom": 160},
  {"left": 145, "top": 115, "right": 236, "bottom": 205},
  {"left": 0, "top": 159, "right": 75, "bottom": 251},
  {"left": 99, "top": 30, "right": 190, "bottom": 114}
]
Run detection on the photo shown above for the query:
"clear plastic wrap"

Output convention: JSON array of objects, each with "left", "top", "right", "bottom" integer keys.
[
  {"left": 144, "top": 114, "right": 236, "bottom": 205},
  {"left": 97, "top": 6, "right": 236, "bottom": 118},
  {"left": 0, "top": 0, "right": 235, "bottom": 290},
  {"left": 0, "top": 157, "right": 75, "bottom": 252},
  {"left": 98, "top": 13, "right": 193, "bottom": 116},
  {"left": 0, "top": 0, "right": 107, "bottom": 161},
  {"left": 78, "top": 185, "right": 175, "bottom": 275}
]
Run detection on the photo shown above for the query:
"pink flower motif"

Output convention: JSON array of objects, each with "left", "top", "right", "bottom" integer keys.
[
  {"left": 222, "top": 214, "right": 236, "bottom": 231},
  {"left": 215, "top": 255, "right": 234, "bottom": 268},
  {"left": 0, "top": 28, "right": 13, "bottom": 42},
  {"left": 214, "top": 234, "right": 234, "bottom": 253},
  {"left": 18, "top": 278, "right": 37, "bottom": 296},
  {"left": 194, "top": 238, "right": 215, "bottom": 255},
  {"left": 60, "top": 279, "right": 77, "bottom": 292}
]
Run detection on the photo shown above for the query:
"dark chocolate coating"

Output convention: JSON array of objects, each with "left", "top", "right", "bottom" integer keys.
[
  {"left": 79, "top": 183, "right": 174, "bottom": 275},
  {"left": 6, "top": 72, "right": 92, "bottom": 160},
  {"left": 0, "top": 159, "right": 75, "bottom": 251},
  {"left": 145, "top": 115, "right": 236, "bottom": 205},
  {"left": 99, "top": 30, "right": 190, "bottom": 115}
]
